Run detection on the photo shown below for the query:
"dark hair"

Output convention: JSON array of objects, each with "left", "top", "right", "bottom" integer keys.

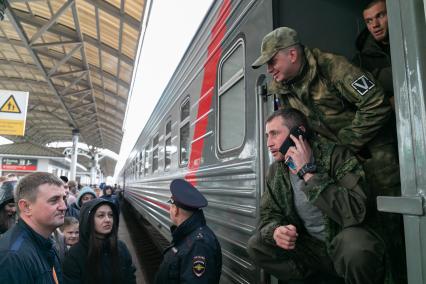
[
  {"left": 14, "top": 172, "right": 63, "bottom": 209},
  {"left": 364, "top": 0, "right": 385, "bottom": 11},
  {"left": 266, "top": 108, "right": 311, "bottom": 136},
  {"left": 87, "top": 203, "right": 120, "bottom": 283},
  {"left": 60, "top": 176, "right": 69, "bottom": 183}
]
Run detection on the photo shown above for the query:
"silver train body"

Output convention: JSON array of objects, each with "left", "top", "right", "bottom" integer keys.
[{"left": 120, "top": 0, "right": 426, "bottom": 283}]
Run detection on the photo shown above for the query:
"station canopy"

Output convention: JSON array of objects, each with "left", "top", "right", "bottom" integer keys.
[{"left": 0, "top": 0, "right": 148, "bottom": 158}]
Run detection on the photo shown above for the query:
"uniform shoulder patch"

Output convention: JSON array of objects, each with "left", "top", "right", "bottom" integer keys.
[
  {"left": 192, "top": 256, "right": 206, "bottom": 277},
  {"left": 351, "top": 75, "right": 375, "bottom": 96}
]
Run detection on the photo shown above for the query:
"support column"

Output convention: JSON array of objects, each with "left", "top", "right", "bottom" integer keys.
[
  {"left": 90, "top": 152, "right": 98, "bottom": 185},
  {"left": 70, "top": 129, "right": 79, "bottom": 180}
]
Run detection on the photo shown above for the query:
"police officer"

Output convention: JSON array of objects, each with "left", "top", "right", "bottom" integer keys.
[
  {"left": 252, "top": 27, "right": 402, "bottom": 283},
  {"left": 155, "top": 179, "right": 222, "bottom": 284}
]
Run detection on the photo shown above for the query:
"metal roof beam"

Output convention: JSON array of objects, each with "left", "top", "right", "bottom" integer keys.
[
  {"left": 29, "top": 0, "right": 75, "bottom": 45},
  {"left": 60, "top": 70, "right": 88, "bottom": 94},
  {"left": 61, "top": 88, "right": 91, "bottom": 97},
  {"left": 69, "top": 92, "right": 92, "bottom": 108},
  {"left": 0, "top": 76, "right": 49, "bottom": 88},
  {"left": 5, "top": 5, "right": 87, "bottom": 142},
  {"left": 49, "top": 69, "right": 87, "bottom": 79},
  {"left": 3, "top": 48, "right": 131, "bottom": 89},
  {"left": 31, "top": 41, "right": 81, "bottom": 49},
  {"left": 70, "top": 101, "right": 94, "bottom": 111},
  {"left": 48, "top": 43, "right": 82, "bottom": 77},
  {"left": 13, "top": 10, "right": 133, "bottom": 65},
  {"left": 84, "top": 0, "right": 140, "bottom": 30}
]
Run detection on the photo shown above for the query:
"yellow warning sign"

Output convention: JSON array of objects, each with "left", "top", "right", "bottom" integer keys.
[
  {"left": 0, "top": 95, "right": 21, "bottom": 113},
  {"left": 0, "top": 119, "right": 25, "bottom": 135}
]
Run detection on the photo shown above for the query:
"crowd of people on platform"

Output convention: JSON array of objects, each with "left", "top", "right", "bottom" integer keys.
[
  {"left": 0, "top": 1, "right": 405, "bottom": 283},
  {"left": 0, "top": 172, "right": 129, "bottom": 283}
]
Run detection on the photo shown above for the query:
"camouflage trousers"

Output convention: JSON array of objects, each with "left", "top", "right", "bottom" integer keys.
[
  {"left": 362, "top": 143, "right": 406, "bottom": 284},
  {"left": 247, "top": 227, "right": 385, "bottom": 284}
]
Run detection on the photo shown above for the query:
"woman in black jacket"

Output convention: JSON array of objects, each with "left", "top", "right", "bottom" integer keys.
[{"left": 63, "top": 199, "right": 136, "bottom": 284}]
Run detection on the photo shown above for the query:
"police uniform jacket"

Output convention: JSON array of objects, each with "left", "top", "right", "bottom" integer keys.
[
  {"left": 0, "top": 219, "right": 63, "bottom": 284},
  {"left": 155, "top": 210, "right": 222, "bottom": 284}
]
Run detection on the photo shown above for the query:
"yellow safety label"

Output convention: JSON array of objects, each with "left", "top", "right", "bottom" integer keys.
[
  {"left": 0, "top": 95, "right": 21, "bottom": 113},
  {"left": 0, "top": 119, "right": 25, "bottom": 135}
]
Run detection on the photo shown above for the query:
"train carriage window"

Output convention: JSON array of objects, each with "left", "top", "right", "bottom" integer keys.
[
  {"left": 138, "top": 152, "right": 143, "bottom": 177},
  {"left": 180, "top": 98, "right": 190, "bottom": 166},
  {"left": 152, "top": 134, "right": 159, "bottom": 173},
  {"left": 144, "top": 147, "right": 149, "bottom": 175},
  {"left": 165, "top": 120, "right": 172, "bottom": 170},
  {"left": 217, "top": 39, "right": 245, "bottom": 152}
]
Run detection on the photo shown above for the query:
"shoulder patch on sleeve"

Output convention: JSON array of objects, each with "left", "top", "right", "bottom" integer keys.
[
  {"left": 351, "top": 75, "right": 375, "bottom": 96},
  {"left": 192, "top": 256, "right": 206, "bottom": 277}
]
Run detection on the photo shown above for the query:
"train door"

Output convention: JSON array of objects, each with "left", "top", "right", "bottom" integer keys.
[{"left": 378, "top": 1, "right": 426, "bottom": 283}]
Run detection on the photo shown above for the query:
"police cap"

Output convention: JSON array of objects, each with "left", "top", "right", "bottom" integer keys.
[
  {"left": 169, "top": 179, "right": 207, "bottom": 211},
  {"left": 252, "top": 27, "right": 300, "bottom": 69}
]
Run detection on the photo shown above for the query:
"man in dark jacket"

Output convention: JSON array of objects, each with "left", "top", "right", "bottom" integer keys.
[
  {"left": 0, "top": 180, "right": 17, "bottom": 235},
  {"left": 155, "top": 179, "right": 222, "bottom": 283},
  {"left": 353, "top": 2, "right": 406, "bottom": 282},
  {"left": 353, "top": 0, "right": 394, "bottom": 109},
  {"left": 247, "top": 109, "right": 385, "bottom": 284},
  {"left": 101, "top": 185, "right": 120, "bottom": 213},
  {"left": 0, "top": 172, "right": 66, "bottom": 283}
]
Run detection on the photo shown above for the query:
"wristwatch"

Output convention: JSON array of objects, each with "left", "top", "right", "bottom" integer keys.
[{"left": 297, "top": 163, "right": 317, "bottom": 179}]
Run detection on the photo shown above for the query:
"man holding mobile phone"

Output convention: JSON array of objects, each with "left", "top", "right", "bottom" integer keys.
[{"left": 247, "top": 108, "right": 386, "bottom": 284}]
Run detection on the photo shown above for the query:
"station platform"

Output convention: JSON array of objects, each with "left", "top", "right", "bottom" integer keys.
[
  {"left": 118, "top": 200, "right": 164, "bottom": 284},
  {"left": 118, "top": 211, "right": 146, "bottom": 284}
]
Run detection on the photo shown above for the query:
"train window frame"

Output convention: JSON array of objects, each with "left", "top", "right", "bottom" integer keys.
[
  {"left": 152, "top": 133, "right": 159, "bottom": 173},
  {"left": 164, "top": 119, "right": 172, "bottom": 171},
  {"left": 179, "top": 97, "right": 191, "bottom": 167},
  {"left": 143, "top": 146, "right": 149, "bottom": 176},
  {"left": 138, "top": 152, "right": 143, "bottom": 177},
  {"left": 216, "top": 38, "right": 246, "bottom": 154}
]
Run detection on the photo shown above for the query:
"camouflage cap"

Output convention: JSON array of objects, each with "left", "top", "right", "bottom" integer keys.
[{"left": 252, "top": 27, "right": 300, "bottom": 69}]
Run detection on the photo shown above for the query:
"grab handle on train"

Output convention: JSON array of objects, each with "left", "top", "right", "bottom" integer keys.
[
  {"left": 377, "top": 195, "right": 425, "bottom": 216},
  {"left": 256, "top": 74, "right": 268, "bottom": 102}
]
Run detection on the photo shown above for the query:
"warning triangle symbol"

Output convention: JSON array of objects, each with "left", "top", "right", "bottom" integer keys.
[{"left": 0, "top": 95, "right": 21, "bottom": 113}]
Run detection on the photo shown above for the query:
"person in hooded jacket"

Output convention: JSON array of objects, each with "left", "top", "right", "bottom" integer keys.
[
  {"left": 62, "top": 199, "right": 136, "bottom": 284},
  {"left": 67, "top": 186, "right": 97, "bottom": 219},
  {"left": 0, "top": 180, "right": 17, "bottom": 235},
  {"left": 100, "top": 185, "right": 120, "bottom": 214}
]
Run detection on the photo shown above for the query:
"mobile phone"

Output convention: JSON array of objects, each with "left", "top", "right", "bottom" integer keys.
[{"left": 279, "top": 126, "right": 306, "bottom": 155}]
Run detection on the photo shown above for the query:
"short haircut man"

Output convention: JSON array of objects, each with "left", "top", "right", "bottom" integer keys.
[
  {"left": 0, "top": 172, "right": 66, "bottom": 283},
  {"left": 247, "top": 108, "right": 385, "bottom": 283},
  {"left": 253, "top": 27, "right": 402, "bottom": 282}
]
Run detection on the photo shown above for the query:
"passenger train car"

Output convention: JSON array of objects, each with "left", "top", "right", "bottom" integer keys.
[{"left": 120, "top": 0, "right": 426, "bottom": 283}]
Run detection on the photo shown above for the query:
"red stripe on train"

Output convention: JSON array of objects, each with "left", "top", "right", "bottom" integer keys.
[{"left": 185, "top": 0, "right": 231, "bottom": 185}]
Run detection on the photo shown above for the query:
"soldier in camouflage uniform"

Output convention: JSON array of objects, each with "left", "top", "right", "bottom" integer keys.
[
  {"left": 252, "top": 27, "right": 404, "bottom": 283},
  {"left": 247, "top": 108, "right": 385, "bottom": 283}
]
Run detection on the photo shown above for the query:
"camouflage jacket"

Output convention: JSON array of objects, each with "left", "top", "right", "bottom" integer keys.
[
  {"left": 269, "top": 47, "right": 394, "bottom": 153},
  {"left": 353, "top": 29, "right": 393, "bottom": 99},
  {"left": 259, "top": 138, "right": 370, "bottom": 252}
]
